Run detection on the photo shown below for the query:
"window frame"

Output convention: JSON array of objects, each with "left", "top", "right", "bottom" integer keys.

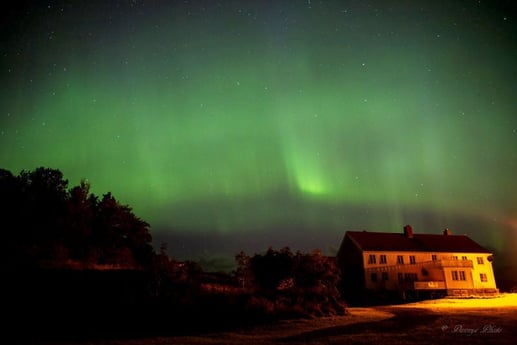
[{"left": 451, "top": 271, "right": 459, "bottom": 281}]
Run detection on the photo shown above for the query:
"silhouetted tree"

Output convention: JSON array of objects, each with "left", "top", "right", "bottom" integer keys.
[
  {"left": 11, "top": 168, "right": 69, "bottom": 264},
  {"left": 65, "top": 180, "right": 96, "bottom": 261},
  {"left": 249, "top": 247, "right": 294, "bottom": 293},
  {"left": 1, "top": 168, "right": 25, "bottom": 268},
  {"left": 293, "top": 250, "right": 339, "bottom": 289},
  {"left": 84, "top": 191, "right": 154, "bottom": 267},
  {"left": 0, "top": 167, "right": 154, "bottom": 270},
  {"left": 236, "top": 247, "right": 345, "bottom": 317},
  {"left": 234, "top": 251, "right": 253, "bottom": 288}
]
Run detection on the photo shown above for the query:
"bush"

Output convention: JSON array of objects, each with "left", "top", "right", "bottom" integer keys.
[{"left": 235, "top": 247, "right": 346, "bottom": 318}]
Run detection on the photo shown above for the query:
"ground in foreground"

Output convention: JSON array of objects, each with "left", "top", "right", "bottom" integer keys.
[{"left": 40, "top": 293, "right": 517, "bottom": 345}]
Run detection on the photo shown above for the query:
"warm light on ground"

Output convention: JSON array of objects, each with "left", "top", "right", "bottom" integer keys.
[{"left": 393, "top": 293, "right": 517, "bottom": 311}]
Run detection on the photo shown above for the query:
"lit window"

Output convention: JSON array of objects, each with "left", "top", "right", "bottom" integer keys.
[
  {"left": 410, "top": 256, "right": 416, "bottom": 264},
  {"left": 480, "top": 273, "right": 488, "bottom": 282},
  {"left": 397, "top": 255, "right": 404, "bottom": 264},
  {"left": 452, "top": 271, "right": 459, "bottom": 280},
  {"left": 459, "top": 271, "right": 466, "bottom": 281},
  {"left": 477, "top": 257, "right": 484, "bottom": 265},
  {"left": 371, "top": 273, "right": 377, "bottom": 282},
  {"left": 380, "top": 255, "right": 387, "bottom": 264},
  {"left": 368, "top": 254, "right": 376, "bottom": 264},
  {"left": 382, "top": 272, "right": 389, "bottom": 281}
]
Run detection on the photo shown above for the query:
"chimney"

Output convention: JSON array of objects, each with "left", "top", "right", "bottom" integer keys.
[
  {"left": 403, "top": 224, "right": 414, "bottom": 238},
  {"left": 443, "top": 228, "right": 451, "bottom": 236}
]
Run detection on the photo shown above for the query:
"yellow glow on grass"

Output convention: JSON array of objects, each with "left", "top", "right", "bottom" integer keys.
[{"left": 393, "top": 293, "right": 517, "bottom": 310}]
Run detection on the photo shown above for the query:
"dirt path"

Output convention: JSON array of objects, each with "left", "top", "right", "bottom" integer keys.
[
  {"left": 276, "top": 306, "right": 517, "bottom": 344},
  {"left": 277, "top": 308, "right": 439, "bottom": 343}
]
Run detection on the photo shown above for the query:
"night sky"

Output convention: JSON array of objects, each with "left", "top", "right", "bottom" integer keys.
[{"left": 1, "top": 1, "right": 516, "bottom": 264}]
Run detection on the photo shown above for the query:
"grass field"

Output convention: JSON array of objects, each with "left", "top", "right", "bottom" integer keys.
[{"left": 39, "top": 293, "right": 517, "bottom": 345}]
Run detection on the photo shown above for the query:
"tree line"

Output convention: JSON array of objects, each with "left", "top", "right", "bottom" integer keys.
[
  {"left": 1, "top": 167, "right": 345, "bottom": 339},
  {"left": 0, "top": 167, "right": 154, "bottom": 270}
]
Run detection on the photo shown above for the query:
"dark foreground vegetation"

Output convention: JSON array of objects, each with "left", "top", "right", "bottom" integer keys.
[{"left": 1, "top": 167, "right": 346, "bottom": 341}]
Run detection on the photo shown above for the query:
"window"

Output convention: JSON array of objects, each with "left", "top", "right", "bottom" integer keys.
[
  {"left": 404, "top": 273, "right": 417, "bottom": 282},
  {"left": 462, "top": 256, "right": 468, "bottom": 260},
  {"left": 452, "top": 256, "right": 458, "bottom": 260},
  {"left": 368, "top": 254, "right": 376, "bottom": 264},
  {"left": 397, "top": 255, "right": 404, "bottom": 264},
  {"left": 398, "top": 273, "right": 404, "bottom": 283},
  {"left": 432, "top": 255, "right": 437, "bottom": 261},
  {"left": 477, "top": 257, "right": 484, "bottom": 265},
  {"left": 451, "top": 270, "right": 466, "bottom": 281},
  {"left": 382, "top": 272, "right": 389, "bottom": 281},
  {"left": 371, "top": 273, "right": 377, "bottom": 282},
  {"left": 480, "top": 273, "right": 488, "bottom": 282},
  {"left": 380, "top": 255, "right": 387, "bottom": 264},
  {"left": 409, "top": 256, "right": 416, "bottom": 265}
]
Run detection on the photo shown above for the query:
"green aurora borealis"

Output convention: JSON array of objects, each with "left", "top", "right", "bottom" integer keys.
[{"left": 1, "top": 1, "right": 516, "bottom": 259}]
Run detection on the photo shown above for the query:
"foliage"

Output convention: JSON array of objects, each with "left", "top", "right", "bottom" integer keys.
[
  {"left": 148, "top": 247, "right": 203, "bottom": 305},
  {"left": 1, "top": 166, "right": 346, "bottom": 338},
  {"left": 0, "top": 167, "right": 154, "bottom": 270},
  {"left": 235, "top": 247, "right": 346, "bottom": 318},
  {"left": 234, "top": 250, "right": 253, "bottom": 288},
  {"left": 249, "top": 247, "right": 294, "bottom": 292}
]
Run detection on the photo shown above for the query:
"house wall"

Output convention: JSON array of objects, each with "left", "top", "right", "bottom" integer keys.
[
  {"left": 470, "top": 253, "right": 497, "bottom": 290},
  {"left": 362, "top": 251, "right": 436, "bottom": 291},
  {"left": 361, "top": 251, "right": 497, "bottom": 293},
  {"left": 337, "top": 235, "right": 366, "bottom": 296},
  {"left": 440, "top": 252, "right": 497, "bottom": 291}
]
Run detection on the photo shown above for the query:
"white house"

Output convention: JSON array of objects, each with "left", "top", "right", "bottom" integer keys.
[{"left": 337, "top": 225, "right": 498, "bottom": 300}]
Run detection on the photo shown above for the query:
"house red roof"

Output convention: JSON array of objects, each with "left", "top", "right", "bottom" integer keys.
[{"left": 346, "top": 230, "right": 491, "bottom": 253}]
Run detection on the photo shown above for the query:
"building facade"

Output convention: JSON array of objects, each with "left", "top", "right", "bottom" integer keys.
[{"left": 337, "top": 225, "right": 498, "bottom": 300}]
